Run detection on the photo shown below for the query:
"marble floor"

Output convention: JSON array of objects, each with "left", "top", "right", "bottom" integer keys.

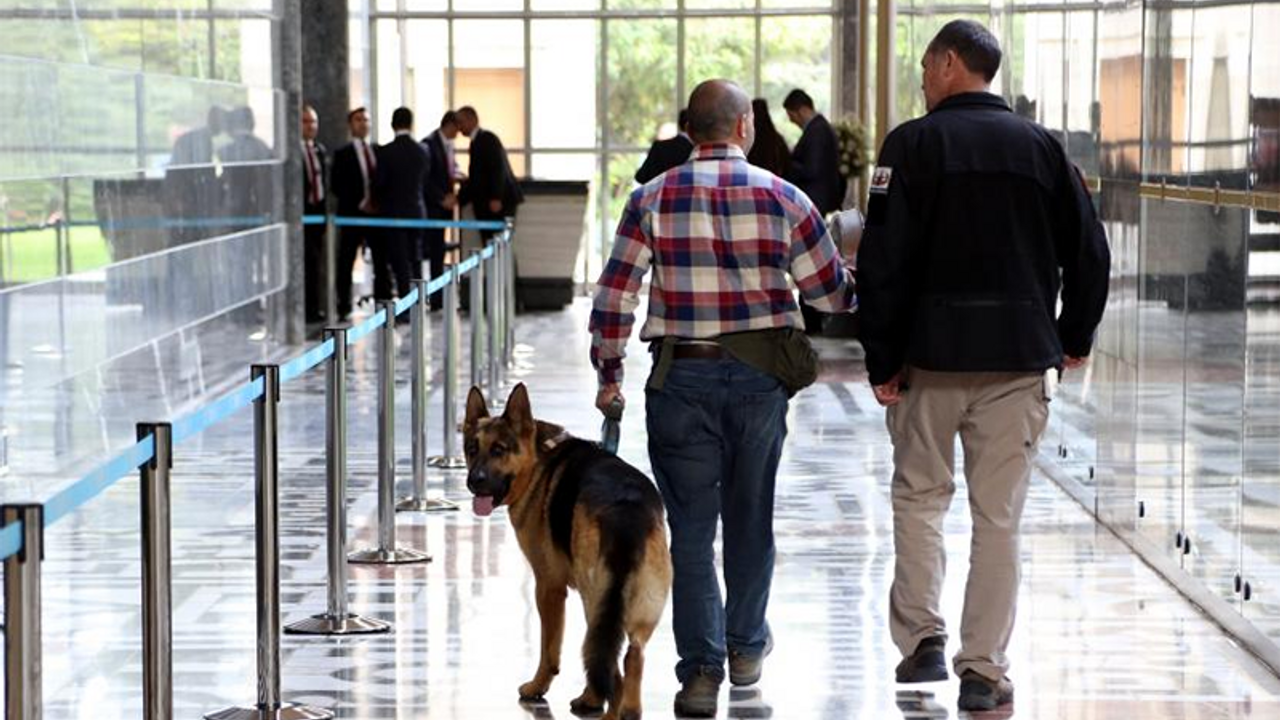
[{"left": 10, "top": 299, "right": 1280, "bottom": 718}]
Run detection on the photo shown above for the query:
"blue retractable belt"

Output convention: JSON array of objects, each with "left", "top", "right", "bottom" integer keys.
[{"left": 600, "top": 398, "right": 624, "bottom": 455}]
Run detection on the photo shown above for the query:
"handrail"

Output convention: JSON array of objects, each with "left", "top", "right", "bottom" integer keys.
[
  {"left": 302, "top": 214, "right": 508, "bottom": 231},
  {"left": 0, "top": 218, "right": 514, "bottom": 562}
]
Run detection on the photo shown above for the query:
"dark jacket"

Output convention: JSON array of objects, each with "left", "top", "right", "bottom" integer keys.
[
  {"left": 302, "top": 140, "right": 328, "bottom": 214},
  {"left": 331, "top": 139, "right": 378, "bottom": 217},
  {"left": 855, "top": 92, "right": 1112, "bottom": 385},
  {"left": 373, "top": 134, "right": 429, "bottom": 219},
  {"left": 635, "top": 134, "right": 695, "bottom": 184},
  {"left": 747, "top": 131, "right": 790, "bottom": 178},
  {"left": 461, "top": 128, "right": 524, "bottom": 219},
  {"left": 786, "top": 113, "right": 842, "bottom": 214},
  {"left": 421, "top": 129, "right": 453, "bottom": 217}
]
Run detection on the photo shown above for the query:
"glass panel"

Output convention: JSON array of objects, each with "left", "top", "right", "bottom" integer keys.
[
  {"left": 1141, "top": 2, "right": 1194, "bottom": 183},
  {"left": 403, "top": 19, "right": 450, "bottom": 142},
  {"left": 686, "top": 17, "right": 756, "bottom": 93},
  {"left": 1008, "top": 11, "right": 1066, "bottom": 135},
  {"left": 686, "top": 0, "right": 754, "bottom": 8},
  {"left": 761, "top": 15, "right": 833, "bottom": 147},
  {"left": 531, "top": 20, "right": 599, "bottom": 149},
  {"left": 1242, "top": 0, "right": 1280, "bottom": 646},
  {"left": 763, "top": 0, "right": 833, "bottom": 8},
  {"left": 213, "top": 17, "right": 277, "bottom": 87},
  {"left": 1097, "top": 0, "right": 1144, "bottom": 181},
  {"left": 449, "top": 0, "right": 521, "bottom": 9},
  {"left": 404, "top": 0, "right": 449, "bottom": 9},
  {"left": 1181, "top": 203, "right": 1246, "bottom": 606},
  {"left": 374, "top": 19, "right": 404, "bottom": 142},
  {"left": 606, "top": 19, "right": 677, "bottom": 150},
  {"left": 1064, "top": 9, "right": 1101, "bottom": 176},
  {"left": 608, "top": 0, "right": 677, "bottom": 9},
  {"left": 454, "top": 20, "right": 527, "bottom": 177},
  {"left": 1135, "top": 197, "right": 1190, "bottom": 561},
  {"left": 532, "top": 154, "right": 597, "bottom": 182},
  {"left": 1185, "top": 6, "right": 1252, "bottom": 188},
  {"left": 532, "top": 0, "right": 600, "bottom": 9}
]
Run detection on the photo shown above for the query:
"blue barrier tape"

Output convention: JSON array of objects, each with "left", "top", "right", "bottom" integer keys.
[
  {"left": 280, "top": 339, "right": 336, "bottom": 384},
  {"left": 0, "top": 522, "right": 23, "bottom": 562},
  {"left": 347, "top": 309, "right": 386, "bottom": 345},
  {"left": 300, "top": 215, "right": 507, "bottom": 231},
  {"left": 426, "top": 274, "right": 450, "bottom": 296},
  {"left": 455, "top": 255, "right": 479, "bottom": 276},
  {"left": 43, "top": 435, "right": 157, "bottom": 527},
  {"left": 172, "top": 377, "right": 267, "bottom": 444},
  {"left": 394, "top": 288, "right": 419, "bottom": 317},
  {"left": 481, "top": 244, "right": 496, "bottom": 260}
]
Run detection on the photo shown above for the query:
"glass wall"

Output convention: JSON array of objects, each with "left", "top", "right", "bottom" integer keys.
[
  {"left": 352, "top": 0, "right": 839, "bottom": 282},
  {"left": 897, "top": 0, "right": 1280, "bottom": 659}
]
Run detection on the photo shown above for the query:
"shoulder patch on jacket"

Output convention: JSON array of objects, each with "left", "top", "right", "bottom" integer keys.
[{"left": 870, "top": 166, "right": 893, "bottom": 194}]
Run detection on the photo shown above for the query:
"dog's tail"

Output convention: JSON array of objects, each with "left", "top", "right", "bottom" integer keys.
[{"left": 583, "top": 503, "right": 655, "bottom": 701}]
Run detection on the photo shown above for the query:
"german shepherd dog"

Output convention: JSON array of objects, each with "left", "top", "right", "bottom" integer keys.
[{"left": 464, "top": 384, "right": 672, "bottom": 720}]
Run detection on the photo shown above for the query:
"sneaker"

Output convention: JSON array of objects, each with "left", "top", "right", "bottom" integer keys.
[
  {"left": 895, "top": 636, "right": 948, "bottom": 683},
  {"left": 674, "top": 667, "right": 721, "bottom": 718},
  {"left": 958, "top": 670, "right": 1014, "bottom": 711},
  {"left": 729, "top": 633, "right": 774, "bottom": 686}
]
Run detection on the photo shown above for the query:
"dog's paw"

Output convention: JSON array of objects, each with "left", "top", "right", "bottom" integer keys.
[
  {"left": 569, "top": 694, "right": 605, "bottom": 717},
  {"left": 519, "top": 680, "right": 550, "bottom": 701}
]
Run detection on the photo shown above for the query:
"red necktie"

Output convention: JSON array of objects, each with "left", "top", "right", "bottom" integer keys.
[{"left": 306, "top": 144, "right": 321, "bottom": 204}]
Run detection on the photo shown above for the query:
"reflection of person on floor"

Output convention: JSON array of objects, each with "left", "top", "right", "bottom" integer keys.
[
  {"left": 590, "top": 79, "right": 856, "bottom": 719},
  {"left": 332, "top": 107, "right": 380, "bottom": 319},
  {"left": 856, "top": 19, "right": 1110, "bottom": 713},
  {"left": 371, "top": 106, "right": 428, "bottom": 301}
]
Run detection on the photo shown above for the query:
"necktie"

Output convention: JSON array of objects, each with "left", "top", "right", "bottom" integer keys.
[{"left": 306, "top": 143, "right": 321, "bottom": 204}]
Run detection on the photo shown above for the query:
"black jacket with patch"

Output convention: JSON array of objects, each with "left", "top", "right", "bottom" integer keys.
[{"left": 855, "top": 92, "right": 1111, "bottom": 386}]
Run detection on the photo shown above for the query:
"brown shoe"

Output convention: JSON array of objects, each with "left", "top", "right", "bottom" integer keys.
[
  {"left": 729, "top": 633, "right": 774, "bottom": 686},
  {"left": 674, "top": 667, "right": 721, "bottom": 718},
  {"left": 895, "top": 636, "right": 948, "bottom": 683},
  {"left": 958, "top": 670, "right": 1014, "bottom": 711}
]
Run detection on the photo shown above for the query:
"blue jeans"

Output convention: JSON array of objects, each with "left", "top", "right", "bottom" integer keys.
[{"left": 646, "top": 356, "right": 788, "bottom": 684}]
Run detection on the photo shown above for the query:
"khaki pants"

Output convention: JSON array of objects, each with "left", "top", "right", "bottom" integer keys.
[{"left": 886, "top": 368, "right": 1049, "bottom": 681}]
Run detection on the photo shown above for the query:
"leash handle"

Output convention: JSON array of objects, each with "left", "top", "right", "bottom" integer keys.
[{"left": 601, "top": 398, "right": 624, "bottom": 454}]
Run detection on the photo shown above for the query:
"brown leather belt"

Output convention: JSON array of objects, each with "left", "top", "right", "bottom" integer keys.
[{"left": 672, "top": 343, "right": 727, "bottom": 360}]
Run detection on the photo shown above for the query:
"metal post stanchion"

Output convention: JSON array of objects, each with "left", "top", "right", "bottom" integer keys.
[
  {"left": 494, "top": 240, "right": 508, "bottom": 385},
  {"left": 503, "top": 225, "right": 517, "bottom": 368},
  {"left": 287, "top": 328, "right": 391, "bottom": 634},
  {"left": 323, "top": 214, "right": 338, "bottom": 325},
  {"left": 486, "top": 247, "right": 501, "bottom": 396},
  {"left": 428, "top": 267, "right": 467, "bottom": 469},
  {"left": 206, "top": 365, "right": 333, "bottom": 720},
  {"left": 139, "top": 422, "right": 173, "bottom": 720},
  {"left": 349, "top": 303, "right": 431, "bottom": 565},
  {"left": 399, "top": 281, "right": 458, "bottom": 511},
  {"left": 469, "top": 249, "right": 485, "bottom": 390},
  {"left": 3, "top": 503, "right": 43, "bottom": 720}
]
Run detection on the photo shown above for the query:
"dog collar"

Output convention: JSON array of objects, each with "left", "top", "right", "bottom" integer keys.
[{"left": 542, "top": 430, "right": 572, "bottom": 452}]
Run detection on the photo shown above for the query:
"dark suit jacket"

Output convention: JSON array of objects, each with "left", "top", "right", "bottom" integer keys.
[
  {"left": 461, "top": 128, "right": 524, "bottom": 218},
  {"left": 635, "top": 134, "right": 694, "bottom": 184},
  {"left": 331, "top": 140, "right": 378, "bottom": 217},
  {"left": 302, "top": 140, "right": 328, "bottom": 215},
  {"left": 786, "top": 113, "right": 843, "bottom": 214},
  {"left": 373, "top": 134, "right": 429, "bottom": 219},
  {"left": 421, "top": 129, "right": 453, "bottom": 217}
]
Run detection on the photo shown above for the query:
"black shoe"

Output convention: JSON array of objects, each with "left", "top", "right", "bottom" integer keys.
[
  {"left": 674, "top": 667, "right": 721, "bottom": 718},
  {"left": 895, "top": 636, "right": 948, "bottom": 683},
  {"left": 958, "top": 670, "right": 1014, "bottom": 711}
]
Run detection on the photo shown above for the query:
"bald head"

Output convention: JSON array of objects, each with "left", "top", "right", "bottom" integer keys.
[{"left": 686, "top": 80, "right": 754, "bottom": 151}]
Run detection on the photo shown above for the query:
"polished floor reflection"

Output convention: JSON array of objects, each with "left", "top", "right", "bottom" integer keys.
[{"left": 16, "top": 300, "right": 1280, "bottom": 718}]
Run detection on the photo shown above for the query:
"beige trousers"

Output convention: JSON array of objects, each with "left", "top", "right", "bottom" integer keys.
[{"left": 886, "top": 368, "right": 1049, "bottom": 681}]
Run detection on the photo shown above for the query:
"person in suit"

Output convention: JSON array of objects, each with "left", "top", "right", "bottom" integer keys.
[
  {"left": 784, "top": 89, "right": 843, "bottom": 334},
  {"left": 455, "top": 106, "right": 524, "bottom": 242},
  {"left": 331, "top": 107, "right": 379, "bottom": 318},
  {"left": 634, "top": 109, "right": 694, "bottom": 184},
  {"left": 372, "top": 106, "right": 429, "bottom": 301},
  {"left": 301, "top": 104, "right": 328, "bottom": 323},
  {"left": 747, "top": 99, "right": 790, "bottom": 177},
  {"left": 421, "top": 110, "right": 462, "bottom": 310}
]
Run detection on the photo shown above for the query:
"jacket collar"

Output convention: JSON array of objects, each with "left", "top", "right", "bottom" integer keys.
[
  {"left": 930, "top": 92, "right": 1011, "bottom": 114},
  {"left": 692, "top": 143, "right": 747, "bottom": 161}
]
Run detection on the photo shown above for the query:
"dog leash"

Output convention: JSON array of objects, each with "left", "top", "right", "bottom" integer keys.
[{"left": 600, "top": 398, "right": 624, "bottom": 455}]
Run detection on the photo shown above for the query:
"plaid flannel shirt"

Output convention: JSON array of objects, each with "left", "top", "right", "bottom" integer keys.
[{"left": 590, "top": 143, "right": 856, "bottom": 386}]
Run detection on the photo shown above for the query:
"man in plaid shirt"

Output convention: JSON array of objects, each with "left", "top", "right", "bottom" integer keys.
[{"left": 590, "top": 79, "right": 856, "bottom": 717}]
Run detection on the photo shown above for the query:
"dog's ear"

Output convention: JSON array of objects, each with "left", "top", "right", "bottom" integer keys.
[
  {"left": 464, "top": 386, "right": 489, "bottom": 434},
  {"left": 503, "top": 383, "right": 534, "bottom": 439}
]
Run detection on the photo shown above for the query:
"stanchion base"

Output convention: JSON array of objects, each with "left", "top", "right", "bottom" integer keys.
[
  {"left": 284, "top": 612, "right": 392, "bottom": 635},
  {"left": 396, "top": 496, "right": 460, "bottom": 512},
  {"left": 427, "top": 455, "right": 468, "bottom": 469},
  {"left": 348, "top": 546, "right": 433, "bottom": 565},
  {"left": 205, "top": 702, "right": 334, "bottom": 720}
]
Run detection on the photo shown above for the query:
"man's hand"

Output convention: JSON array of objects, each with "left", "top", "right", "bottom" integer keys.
[
  {"left": 1064, "top": 355, "right": 1089, "bottom": 370},
  {"left": 596, "top": 384, "right": 624, "bottom": 414},
  {"left": 872, "top": 372, "right": 904, "bottom": 407},
  {"left": 488, "top": 199, "right": 503, "bottom": 214}
]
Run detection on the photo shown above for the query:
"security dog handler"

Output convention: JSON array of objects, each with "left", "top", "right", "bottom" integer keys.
[{"left": 855, "top": 19, "right": 1111, "bottom": 712}]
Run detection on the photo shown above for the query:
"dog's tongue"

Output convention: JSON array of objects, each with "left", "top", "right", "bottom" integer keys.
[{"left": 473, "top": 495, "right": 496, "bottom": 517}]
